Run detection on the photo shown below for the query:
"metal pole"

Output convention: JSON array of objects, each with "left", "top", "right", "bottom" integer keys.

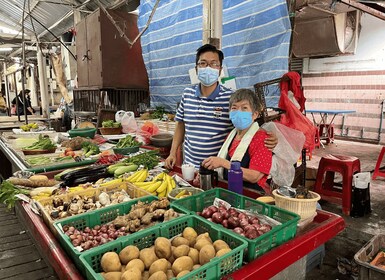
[
  {"left": 3, "top": 62, "right": 11, "bottom": 116},
  {"left": 21, "top": 41, "right": 28, "bottom": 124},
  {"left": 37, "top": 47, "right": 50, "bottom": 119},
  {"left": 13, "top": 73, "right": 20, "bottom": 122}
]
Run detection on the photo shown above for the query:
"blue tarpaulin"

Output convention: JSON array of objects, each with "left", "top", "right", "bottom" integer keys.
[{"left": 138, "top": 0, "right": 290, "bottom": 111}]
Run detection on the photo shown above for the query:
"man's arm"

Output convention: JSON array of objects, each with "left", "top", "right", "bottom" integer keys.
[{"left": 164, "top": 121, "right": 185, "bottom": 169}]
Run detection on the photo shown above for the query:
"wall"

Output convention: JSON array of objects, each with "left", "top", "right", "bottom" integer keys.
[{"left": 302, "top": 14, "right": 385, "bottom": 143}]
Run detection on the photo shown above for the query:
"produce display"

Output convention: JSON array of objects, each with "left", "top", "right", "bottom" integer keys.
[
  {"left": 82, "top": 141, "right": 101, "bottom": 157},
  {"left": 97, "top": 227, "right": 232, "bottom": 280},
  {"left": 58, "top": 165, "right": 110, "bottom": 187},
  {"left": 199, "top": 205, "right": 272, "bottom": 239},
  {"left": 25, "top": 155, "right": 74, "bottom": 166},
  {"left": 124, "top": 150, "right": 160, "bottom": 170},
  {"left": 102, "top": 120, "right": 122, "bottom": 128},
  {"left": 43, "top": 190, "right": 131, "bottom": 220},
  {"left": 0, "top": 180, "right": 30, "bottom": 209},
  {"left": 115, "top": 135, "right": 142, "bottom": 148},
  {"left": 107, "top": 162, "right": 139, "bottom": 177},
  {"left": 96, "top": 154, "right": 124, "bottom": 165},
  {"left": 130, "top": 172, "right": 176, "bottom": 198},
  {"left": 20, "top": 122, "right": 39, "bottom": 132},
  {"left": 22, "top": 134, "right": 56, "bottom": 150},
  {"left": 7, "top": 173, "right": 58, "bottom": 189},
  {"left": 61, "top": 199, "right": 178, "bottom": 251}
]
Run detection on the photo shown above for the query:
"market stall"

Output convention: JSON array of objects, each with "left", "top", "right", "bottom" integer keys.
[{"left": 0, "top": 115, "right": 347, "bottom": 280}]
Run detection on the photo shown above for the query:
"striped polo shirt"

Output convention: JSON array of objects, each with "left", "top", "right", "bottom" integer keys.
[{"left": 175, "top": 83, "right": 234, "bottom": 167}]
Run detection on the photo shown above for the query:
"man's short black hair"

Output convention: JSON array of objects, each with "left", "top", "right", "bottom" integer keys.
[{"left": 196, "top": 44, "right": 224, "bottom": 66}]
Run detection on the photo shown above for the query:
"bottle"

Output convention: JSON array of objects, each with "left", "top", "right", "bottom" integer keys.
[{"left": 228, "top": 161, "right": 243, "bottom": 194}]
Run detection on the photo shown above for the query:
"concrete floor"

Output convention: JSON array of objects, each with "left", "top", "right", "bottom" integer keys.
[{"left": 305, "top": 139, "right": 385, "bottom": 280}]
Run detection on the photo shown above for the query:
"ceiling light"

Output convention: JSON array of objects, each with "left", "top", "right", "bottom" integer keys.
[{"left": 0, "top": 47, "right": 13, "bottom": 52}]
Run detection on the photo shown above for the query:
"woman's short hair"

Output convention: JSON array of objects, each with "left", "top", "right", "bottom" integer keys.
[{"left": 229, "top": 88, "right": 263, "bottom": 113}]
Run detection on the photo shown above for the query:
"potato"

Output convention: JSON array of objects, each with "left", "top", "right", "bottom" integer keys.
[
  {"left": 216, "top": 248, "right": 232, "bottom": 257},
  {"left": 194, "top": 239, "right": 212, "bottom": 251},
  {"left": 125, "top": 259, "right": 145, "bottom": 273},
  {"left": 171, "top": 236, "right": 190, "bottom": 247},
  {"left": 142, "top": 271, "right": 150, "bottom": 280},
  {"left": 121, "top": 267, "right": 141, "bottom": 280},
  {"left": 101, "top": 252, "right": 121, "bottom": 272},
  {"left": 172, "top": 256, "right": 193, "bottom": 276},
  {"left": 166, "top": 269, "right": 174, "bottom": 280},
  {"left": 177, "top": 270, "right": 190, "bottom": 278},
  {"left": 188, "top": 248, "right": 199, "bottom": 264},
  {"left": 196, "top": 233, "right": 212, "bottom": 243},
  {"left": 199, "top": 245, "right": 215, "bottom": 265},
  {"left": 173, "top": 245, "right": 190, "bottom": 259},
  {"left": 192, "top": 264, "right": 201, "bottom": 270},
  {"left": 213, "top": 240, "right": 230, "bottom": 252},
  {"left": 140, "top": 247, "right": 159, "bottom": 269},
  {"left": 155, "top": 237, "right": 172, "bottom": 259},
  {"left": 149, "top": 258, "right": 169, "bottom": 275},
  {"left": 182, "top": 227, "right": 198, "bottom": 246},
  {"left": 101, "top": 271, "right": 121, "bottom": 280},
  {"left": 148, "top": 271, "right": 167, "bottom": 280},
  {"left": 167, "top": 261, "right": 172, "bottom": 269},
  {"left": 119, "top": 245, "right": 140, "bottom": 264}
]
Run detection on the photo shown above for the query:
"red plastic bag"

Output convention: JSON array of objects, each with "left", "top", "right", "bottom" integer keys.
[
  {"left": 139, "top": 121, "right": 160, "bottom": 144},
  {"left": 278, "top": 91, "right": 316, "bottom": 153}
]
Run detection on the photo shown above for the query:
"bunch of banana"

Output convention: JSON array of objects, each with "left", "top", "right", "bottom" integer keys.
[
  {"left": 124, "top": 169, "right": 148, "bottom": 183},
  {"left": 133, "top": 172, "right": 176, "bottom": 198}
]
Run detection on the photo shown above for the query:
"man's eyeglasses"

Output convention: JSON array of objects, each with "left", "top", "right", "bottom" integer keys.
[{"left": 197, "top": 61, "right": 221, "bottom": 68}]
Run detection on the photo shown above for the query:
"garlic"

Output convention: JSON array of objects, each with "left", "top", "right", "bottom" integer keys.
[{"left": 98, "top": 192, "right": 110, "bottom": 206}]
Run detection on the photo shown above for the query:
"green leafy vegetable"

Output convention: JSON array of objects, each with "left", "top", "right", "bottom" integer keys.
[
  {"left": 116, "top": 135, "right": 142, "bottom": 148},
  {"left": 0, "top": 181, "right": 29, "bottom": 209},
  {"left": 124, "top": 150, "right": 160, "bottom": 169},
  {"left": 102, "top": 120, "right": 121, "bottom": 128},
  {"left": 81, "top": 141, "right": 100, "bottom": 157},
  {"left": 23, "top": 135, "right": 56, "bottom": 150}
]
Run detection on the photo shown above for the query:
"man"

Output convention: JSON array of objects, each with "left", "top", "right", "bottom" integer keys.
[
  {"left": 12, "top": 89, "right": 34, "bottom": 116},
  {"left": 165, "top": 44, "right": 277, "bottom": 169}
]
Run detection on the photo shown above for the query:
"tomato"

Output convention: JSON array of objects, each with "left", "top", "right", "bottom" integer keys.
[{"left": 67, "top": 151, "right": 75, "bottom": 157}]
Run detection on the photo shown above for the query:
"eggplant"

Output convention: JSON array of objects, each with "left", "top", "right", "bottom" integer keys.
[{"left": 61, "top": 165, "right": 107, "bottom": 181}]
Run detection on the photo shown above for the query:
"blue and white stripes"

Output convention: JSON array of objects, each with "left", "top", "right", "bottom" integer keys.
[{"left": 138, "top": 0, "right": 290, "bottom": 110}]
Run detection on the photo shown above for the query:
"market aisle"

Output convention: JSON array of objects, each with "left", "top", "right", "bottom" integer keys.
[{"left": 0, "top": 204, "right": 58, "bottom": 280}]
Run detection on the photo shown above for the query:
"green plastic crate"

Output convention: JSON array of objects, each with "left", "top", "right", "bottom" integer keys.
[
  {"left": 53, "top": 195, "right": 157, "bottom": 273},
  {"left": 80, "top": 215, "right": 247, "bottom": 280},
  {"left": 171, "top": 188, "right": 300, "bottom": 261}
]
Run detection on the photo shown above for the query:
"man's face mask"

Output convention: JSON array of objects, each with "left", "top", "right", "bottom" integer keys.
[
  {"left": 197, "top": 67, "right": 219, "bottom": 87},
  {"left": 230, "top": 110, "right": 253, "bottom": 130}
]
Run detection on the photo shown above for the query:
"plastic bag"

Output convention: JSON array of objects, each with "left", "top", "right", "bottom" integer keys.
[
  {"left": 139, "top": 121, "right": 159, "bottom": 144},
  {"left": 121, "top": 111, "right": 138, "bottom": 134},
  {"left": 262, "top": 122, "right": 305, "bottom": 187},
  {"left": 278, "top": 88, "right": 316, "bottom": 153}
]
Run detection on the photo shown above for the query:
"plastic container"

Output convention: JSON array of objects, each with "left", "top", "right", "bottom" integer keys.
[
  {"left": 228, "top": 161, "right": 243, "bottom": 194},
  {"left": 68, "top": 127, "right": 96, "bottom": 138},
  {"left": 354, "top": 234, "right": 385, "bottom": 280},
  {"left": 53, "top": 195, "right": 157, "bottom": 273},
  {"left": 38, "top": 182, "right": 151, "bottom": 234},
  {"left": 80, "top": 215, "right": 247, "bottom": 280},
  {"left": 272, "top": 190, "right": 320, "bottom": 221},
  {"left": 171, "top": 188, "right": 299, "bottom": 261}
]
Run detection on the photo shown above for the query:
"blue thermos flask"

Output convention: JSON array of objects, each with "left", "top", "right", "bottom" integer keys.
[{"left": 228, "top": 161, "right": 243, "bottom": 194}]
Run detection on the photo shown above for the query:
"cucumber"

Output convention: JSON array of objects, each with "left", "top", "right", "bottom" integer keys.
[
  {"left": 107, "top": 162, "right": 130, "bottom": 174},
  {"left": 114, "top": 165, "right": 138, "bottom": 176}
]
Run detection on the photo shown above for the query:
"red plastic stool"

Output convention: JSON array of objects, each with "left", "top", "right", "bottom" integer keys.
[
  {"left": 314, "top": 154, "right": 361, "bottom": 215},
  {"left": 372, "top": 146, "right": 385, "bottom": 180},
  {"left": 314, "top": 125, "right": 321, "bottom": 149},
  {"left": 319, "top": 124, "right": 334, "bottom": 144}
]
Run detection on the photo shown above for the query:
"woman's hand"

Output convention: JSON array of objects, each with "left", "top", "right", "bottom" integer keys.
[
  {"left": 264, "top": 131, "right": 278, "bottom": 151},
  {"left": 202, "top": 157, "right": 230, "bottom": 170}
]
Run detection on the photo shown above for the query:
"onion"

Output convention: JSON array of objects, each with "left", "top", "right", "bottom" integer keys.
[
  {"left": 218, "top": 208, "right": 230, "bottom": 219},
  {"left": 211, "top": 212, "right": 224, "bottom": 224},
  {"left": 228, "top": 208, "right": 239, "bottom": 217},
  {"left": 245, "top": 229, "right": 258, "bottom": 239},
  {"left": 62, "top": 225, "right": 69, "bottom": 232},
  {"left": 258, "top": 224, "right": 272, "bottom": 233},
  {"left": 249, "top": 217, "right": 260, "bottom": 224},
  {"left": 87, "top": 236, "right": 94, "bottom": 240},
  {"left": 201, "top": 208, "right": 214, "bottom": 219},
  {"left": 69, "top": 234, "right": 76, "bottom": 240},
  {"left": 238, "top": 213, "right": 248, "bottom": 220},
  {"left": 72, "top": 239, "right": 80, "bottom": 246},
  {"left": 221, "top": 219, "right": 229, "bottom": 228},
  {"left": 83, "top": 227, "right": 91, "bottom": 233},
  {"left": 95, "top": 236, "right": 102, "bottom": 242},
  {"left": 239, "top": 218, "right": 249, "bottom": 228},
  {"left": 119, "top": 227, "right": 126, "bottom": 232},
  {"left": 100, "top": 226, "right": 108, "bottom": 233},
  {"left": 227, "top": 217, "right": 240, "bottom": 229},
  {"left": 243, "top": 225, "right": 255, "bottom": 232},
  {"left": 207, "top": 205, "right": 218, "bottom": 213},
  {"left": 233, "top": 227, "right": 244, "bottom": 234},
  {"left": 100, "top": 238, "right": 107, "bottom": 244},
  {"left": 93, "top": 225, "right": 101, "bottom": 231},
  {"left": 101, "top": 233, "right": 109, "bottom": 239},
  {"left": 91, "top": 229, "right": 98, "bottom": 236},
  {"left": 207, "top": 218, "right": 213, "bottom": 222},
  {"left": 68, "top": 226, "right": 75, "bottom": 232}
]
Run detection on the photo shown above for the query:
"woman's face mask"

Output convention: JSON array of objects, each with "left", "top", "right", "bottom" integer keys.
[
  {"left": 197, "top": 67, "right": 219, "bottom": 87},
  {"left": 230, "top": 110, "right": 253, "bottom": 130}
]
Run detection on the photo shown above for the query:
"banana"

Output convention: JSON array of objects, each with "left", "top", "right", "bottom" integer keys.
[
  {"left": 156, "top": 177, "right": 168, "bottom": 194},
  {"left": 158, "top": 189, "right": 167, "bottom": 198},
  {"left": 100, "top": 178, "right": 123, "bottom": 187},
  {"left": 125, "top": 169, "right": 144, "bottom": 182},
  {"left": 166, "top": 175, "right": 174, "bottom": 195},
  {"left": 135, "top": 169, "right": 148, "bottom": 183},
  {"left": 147, "top": 180, "right": 162, "bottom": 193},
  {"left": 134, "top": 181, "right": 154, "bottom": 187}
]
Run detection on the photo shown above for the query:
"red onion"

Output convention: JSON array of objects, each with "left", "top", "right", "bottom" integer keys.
[
  {"left": 72, "top": 239, "right": 80, "bottom": 246},
  {"left": 100, "top": 226, "right": 108, "bottom": 233},
  {"left": 228, "top": 217, "right": 240, "bottom": 229},
  {"left": 68, "top": 226, "right": 75, "bottom": 232},
  {"left": 228, "top": 208, "right": 239, "bottom": 217},
  {"left": 238, "top": 213, "right": 248, "bottom": 220},
  {"left": 243, "top": 225, "right": 255, "bottom": 232},
  {"left": 258, "top": 224, "right": 272, "bottom": 233},
  {"left": 91, "top": 229, "right": 98, "bottom": 236},
  {"left": 201, "top": 208, "right": 214, "bottom": 219},
  {"left": 83, "top": 227, "right": 91, "bottom": 233},
  {"left": 222, "top": 219, "right": 229, "bottom": 228},
  {"left": 233, "top": 227, "right": 244, "bottom": 234},
  {"left": 212, "top": 212, "right": 224, "bottom": 224},
  {"left": 101, "top": 233, "right": 109, "bottom": 239},
  {"left": 197, "top": 211, "right": 202, "bottom": 217},
  {"left": 69, "top": 234, "right": 76, "bottom": 240},
  {"left": 63, "top": 225, "right": 69, "bottom": 232},
  {"left": 93, "top": 225, "right": 101, "bottom": 231},
  {"left": 245, "top": 229, "right": 258, "bottom": 239},
  {"left": 95, "top": 236, "right": 102, "bottom": 242},
  {"left": 239, "top": 218, "right": 249, "bottom": 228},
  {"left": 249, "top": 217, "right": 260, "bottom": 224},
  {"left": 207, "top": 205, "right": 218, "bottom": 213},
  {"left": 207, "top": 218, "right": 213, "bottom": 222}
]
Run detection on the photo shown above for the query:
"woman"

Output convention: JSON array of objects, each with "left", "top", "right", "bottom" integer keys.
[{"left": 202, "top": 88, "right": 272, "bottom": 194}]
